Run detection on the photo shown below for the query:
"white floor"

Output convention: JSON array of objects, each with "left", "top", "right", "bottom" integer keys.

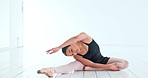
[{"left": 0, "top": 45, "right": 148, "bottom": 78}]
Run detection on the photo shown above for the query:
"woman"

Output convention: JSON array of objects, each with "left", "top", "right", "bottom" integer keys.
[{"left": 37, "top": 32, "right": 128, "bottom": 77}]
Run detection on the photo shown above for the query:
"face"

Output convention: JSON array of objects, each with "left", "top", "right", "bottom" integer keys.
[{"left": 66, "top": 44, "right": 80, "bottom": 56}]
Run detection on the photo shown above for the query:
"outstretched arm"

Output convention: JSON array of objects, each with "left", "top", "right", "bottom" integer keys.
[
  {"left": 74, "top": 55, "right": 119, "bottom": 71},
  {"left": 58, "top": 32, "right": 92, "bottom": 49},
  {"left": 46, "top": 32, "right": 92, "bottom": 54}
]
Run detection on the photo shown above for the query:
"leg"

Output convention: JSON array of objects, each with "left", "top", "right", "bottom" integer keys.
[
  {"left": 107, "top": 57, "right": 129, "bottom": 70},
  {"left": 84, "top": 57, "right": 128, "bottom": 71},
  {"left": 37, "top": 61, "right": 84, "bottom": 76},
  {"left": 84, "top": 66, "right": 108, "bottom": 71},
  {"left": 53, "top": 61, "right": 84, "bottom": 73}
]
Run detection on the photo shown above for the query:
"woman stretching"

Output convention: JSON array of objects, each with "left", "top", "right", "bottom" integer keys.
[{"left": 37, "top": 32, "right": 128, "bottom": 77}]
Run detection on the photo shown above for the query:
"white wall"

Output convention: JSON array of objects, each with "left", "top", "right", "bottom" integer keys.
[
  {"left": 24, "top": 0, "right": 148, "bottom": 48},
  {"left": 9, "top": 0, "right": 23, "bottom": 48},
  {"left": 0, "top": 0, "right": 10, "bottom": 48},
  {"left": 0, "top": 0, "right": 23, "bottom": 49},
  {"left": 0, "top": 0, "right": 23, "bottom": 73}
]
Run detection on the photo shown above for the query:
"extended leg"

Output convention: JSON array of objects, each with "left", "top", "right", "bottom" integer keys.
[
  {"left": 37, "top": 61, "right": 84, "bottom": 76},
  {"left": 53, "top": 61, "right": 84, "bottom": 73}
]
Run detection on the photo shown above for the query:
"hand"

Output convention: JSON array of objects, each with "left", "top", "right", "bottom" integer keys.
[
  {"left": 46, "top": 47, "right": 60, "bottom": 54},
  {"left": 108, "top": 63, "right": 120, "bottom": 71}
]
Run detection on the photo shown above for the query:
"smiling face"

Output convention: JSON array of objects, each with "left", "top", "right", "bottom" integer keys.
[{"left": 66, "top": 44, "right": 80, "bottom": 56}]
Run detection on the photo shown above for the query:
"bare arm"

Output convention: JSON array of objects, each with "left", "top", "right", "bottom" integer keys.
[
  {"left": 74, "top": 55, "right": 120, "bottom": 71},
  {"left": 73, "top": 55, "right": 110, "bottom": 69},
  {"left": 46, "top": 32, "right": 92, "bottom": 54},
  {"left": 58, "top": 32, "right": 92, "bottom": 49}
]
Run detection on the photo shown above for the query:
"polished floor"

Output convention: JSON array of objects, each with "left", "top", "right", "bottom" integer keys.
[{"left": 0, "top": 46, "right": 148, "bottom": 78}]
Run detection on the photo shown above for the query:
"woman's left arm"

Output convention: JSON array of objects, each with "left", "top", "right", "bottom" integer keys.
[
  {"left": 58, "top": 32, "right": 92, "bottom": 49},
  {"left": 46, "top": 32, "right": 92, "bottom": 54}
]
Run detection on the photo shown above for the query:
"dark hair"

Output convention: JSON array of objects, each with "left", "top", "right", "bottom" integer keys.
[{"left": 62, "top": 45, "right": 70, "bottom": 56}]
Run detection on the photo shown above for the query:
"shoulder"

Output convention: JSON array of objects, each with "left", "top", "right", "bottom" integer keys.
[
  {"left": 76, "top": 32, "right": 93, "bottom": 44},
  {"left": 80, "top": 32, "right": 93, "bottom": 44}
]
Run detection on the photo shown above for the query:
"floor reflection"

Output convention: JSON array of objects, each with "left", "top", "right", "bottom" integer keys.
[{"left": 0, "top": 48, "right": 24, "bottom": 78}]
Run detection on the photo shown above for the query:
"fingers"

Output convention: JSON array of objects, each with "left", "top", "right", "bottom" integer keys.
[
  {"left": 112, "top": 67, "right": 119, "bottom": 71},
  {"left": 109, "top": 63, "right": 120, "bottom": 71},
  {"left": 47, "top": 51, "right": 54, "bottom": 54},
  {"left": 114, "top": 66, "right": 120, "bottom": 71},
  {"left": 46, "top": 50, "right": 50, "bottom": 53},
  {"left": 46, "top": 50, "right": 53, "bottom": 54},
  {"left": 46, "top": 47, "right": 59, "bottom": 54},
  {"left": 46, "top": 49, "right": 56, "bottom": 54},
  {"left": 113, "top": 63, "right": 121, "bottom": 71},
  {"left": 46, "top": 50, "right": 50, "bottom": 54}
]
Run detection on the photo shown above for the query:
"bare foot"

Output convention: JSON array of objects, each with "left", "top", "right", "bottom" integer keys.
[{"left": 37, "top": 68, "right": 54, "bottom": 77}]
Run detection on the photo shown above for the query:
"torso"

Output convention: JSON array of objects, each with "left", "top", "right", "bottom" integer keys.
[
  {"left": 77, "top": 39, "right": 93, "bottom": 55},
  {"left": 78, "top": 42, "right": 88, "bottom": 55},
  {"left": 76, "top": 39, "right": 110, "bottom": 64}
]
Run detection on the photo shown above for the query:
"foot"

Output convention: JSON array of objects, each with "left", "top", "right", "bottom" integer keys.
[{"left": 37, "top": 68, "right": 54, "bottom": 77}]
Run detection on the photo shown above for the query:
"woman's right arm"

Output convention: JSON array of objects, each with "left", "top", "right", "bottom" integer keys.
[
  {"left": 74, "top": 55, "right": 108, "bottom": 68},
  {"left": 74, "top": 55, "right": 119, "bottom": 71}
]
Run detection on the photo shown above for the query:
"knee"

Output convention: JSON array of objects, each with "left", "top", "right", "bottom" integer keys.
[
  {"left": 74, "top": 61, "right": 84, "bottom": 69},
  {"left": 70, "top": 61, "right": 84, "bottom": 70},
  {"left": 124, "top": 60, "right": 129, "bottom": 68},
  {"left": 120, "top": 60, "right": 129, "bottom": 70}
]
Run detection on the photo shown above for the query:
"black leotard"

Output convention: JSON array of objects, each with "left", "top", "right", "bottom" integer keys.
[{"left": 77, "top": 39, "right": 110, "bottom": 64}]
